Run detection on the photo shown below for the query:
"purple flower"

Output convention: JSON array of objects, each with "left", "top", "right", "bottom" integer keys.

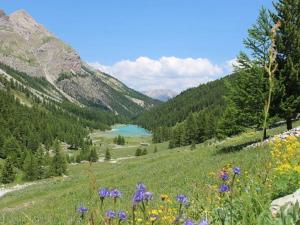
[
  {"left": 132, "top": 190, "right": 145, "bottom": 205},
  {"left": 136, "top": 183, "right": 147, "bottom": 192},
  {"left": 219, "top": 171, "right": 229, "bottom": 181},
  {"left": 176, "top": 194, "right": 188, "bottom": 205},
  {"left": 77, "top": 205, "right": 88, "bottom": 214},
  {"left": 106, "top": 210, "right": 116, "bottom": 219},
  {"left": 118, "top": 211, "right": 127, "bottom": 221},
  {"left": 199, "top": 219, "right": 209, "bottom": 225},
  {"left": 185, "top": 219, "right": 195, "bottom": 225},
  {"left": 98, "top": 188, "right": 110, "bottom": 199},
  {"left": 143, "top": 191, "right": 153, "bottom": 201},
  {"left": 219, "top": 184, "right": 230, "bottom": 193},
  {"left": 110, "top": 189, "right": 122, "bottom": 198},
  {"left": 233, "top": 167, "right": 241, "bottom": 175}
]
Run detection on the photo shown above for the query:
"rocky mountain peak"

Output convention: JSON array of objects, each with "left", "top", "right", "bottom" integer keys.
[
  {"left": 0, "top": 9, "right": 6, "bottom": 17},
  {"left": 9, "top": 9, "right": 51, "bottom": 39}
]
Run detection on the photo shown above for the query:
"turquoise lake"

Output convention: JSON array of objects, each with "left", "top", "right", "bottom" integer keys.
[{"left": 109, "top": 124, "right": 151, "bottom": 137}]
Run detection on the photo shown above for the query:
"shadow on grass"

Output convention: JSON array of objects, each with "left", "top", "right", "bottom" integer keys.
[{"left": 215, "top": 139, "right": 260, "bottom": 154}]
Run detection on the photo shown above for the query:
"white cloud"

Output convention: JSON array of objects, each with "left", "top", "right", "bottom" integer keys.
[{"left": 89, "top": 56, "right": 234, "bottom": 93}]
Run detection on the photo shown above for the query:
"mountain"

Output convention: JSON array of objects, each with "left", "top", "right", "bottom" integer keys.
[
  {"left": 143, "top": 89, "right": 177, "bottom": 102},
  {"left": 136, "top": 74, "right": 237, "bottom": 130},
  {"left": 0, "top": 9, "right": 160, "bottom": 117}
]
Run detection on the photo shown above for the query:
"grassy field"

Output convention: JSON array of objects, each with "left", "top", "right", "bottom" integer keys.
[{"left": 0, "top": 121, "right": 299, "bottom": 224}]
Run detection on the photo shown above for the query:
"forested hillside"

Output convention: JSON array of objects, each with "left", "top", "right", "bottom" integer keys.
[
  {"left": 0, "top": 66, "right": 123, "bottom": 183},
  {"left": 135, "top": 75, "right": 235, "bottom": 129}
]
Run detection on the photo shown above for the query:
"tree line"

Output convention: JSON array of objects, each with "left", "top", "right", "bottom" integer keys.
[{"left": 143, "top": 0, "right": 300, "bottom": 148}]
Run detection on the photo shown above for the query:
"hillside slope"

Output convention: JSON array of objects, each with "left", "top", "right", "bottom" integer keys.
[
  {"left": 136, "top": 74, "right": 236, "bottom": 130},
  {"left": 0, "top": 9, "right": 160, "bottom": 117},
  {"left": 1, "top": 121, "right": 298, "bottom": 224}
]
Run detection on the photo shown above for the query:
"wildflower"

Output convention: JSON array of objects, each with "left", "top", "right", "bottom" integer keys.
[
  {"left": 77, "top": 204, "right": 88, "bottom": 219},
  {"left": 136, "top": 183, "right": 147, "bottom": 192},
  {"left": 219, "top": 184, "right": 230, "bottom": 193},
  {"left": 176, "top": 194, "right": 188, "bottom": 205},
  {"left": 185, "top": 219, "right": 195, "bottom": 225},
  {"left": 233, "top": 167, "right": 241, "bottom": 175},
  {"left": 118, "top": 211, "right": 127, "bottom": 221},
  {"left": 144, "top": 191, "right": 153, "bottom": 201},
  {"left": 219, "top": 170, "right": 229, "bottom": 181},
  {"left": 160, "top": 194, "right": 169, "bottom": 201},
  {"left": 106, "top": 210, "right": 116, "bottom": 219},
  {"left": 98, "top": 187, "right": 110, "bottom": 199},
  {"left": 110, "top": 188, "right": 122, "bottom": 198},
  {"left": 199, "top": 219, "right": 209, "bottom": 225},
  {"left": 149, "top": 214, "right": 158, "bottom": 223},
  {"left": 133, "top": 190, "right": 145, "bottom": 205}
]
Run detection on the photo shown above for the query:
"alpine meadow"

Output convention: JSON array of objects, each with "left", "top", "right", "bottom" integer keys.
[{"left": 0, "top": 1, "right": 300, "bottom": 225}]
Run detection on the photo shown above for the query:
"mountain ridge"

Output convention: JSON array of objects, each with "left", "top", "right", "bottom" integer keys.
[{"left": 0, "top": 9, "right": 160, "bottom": 117}]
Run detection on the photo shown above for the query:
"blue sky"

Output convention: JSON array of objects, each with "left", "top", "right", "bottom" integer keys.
[{"left": 2, "top": 0, "right": 274, "bottom": 92}]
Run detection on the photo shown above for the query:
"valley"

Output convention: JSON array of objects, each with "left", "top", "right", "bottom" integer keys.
[
  {"left": 0, "top": 1, "right": 300, "bottom": 224},
  {"left": 1, "top": 121, "right": 299, "bottom": 224}
]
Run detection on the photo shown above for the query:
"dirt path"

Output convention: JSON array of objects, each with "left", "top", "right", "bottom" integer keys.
[{"left": 0, "top": 183, "right": 36, "bottom": 199}]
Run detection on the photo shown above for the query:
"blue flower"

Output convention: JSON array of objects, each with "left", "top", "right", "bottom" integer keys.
[
  {"left": 77, "top": 205, "right": 88, "bottom": 214},
  {"left": 233, "top": 167, "right": 241, "bottom": 175},
  {"left": 199, "top": 219, "right": 209, "bottom": 225},
  {"left": 118, "top": 211, "right": 127, "bottom": 221},
  {"left": 219, "top": 171, "right": 229, "bottom": 181},
  {"left": 98, "top": 188, "right": 110, "bottom": 199},
  {"left": 133, "top": 190, "right": 145, "bottom": 205},
  {"left": 185, "top": 219, "right": 195, "bottom": 225},
  {"left": 136, "top": 183, "right": 147, "bottom": 192},
  {"left": 176, "top": 194, "right": 188, "bottom": 205},
  {"left": 110, "top": 189, "right": 122, "bottom": 198},
  {"left": 106, "top": 210, "right": 116, "bottom": 219},
  {"left": 219, "top": 184, "right": 230, "bottom": 193},
  {"left": 143, "top": 191, "right": 153, "bottom": 201}
]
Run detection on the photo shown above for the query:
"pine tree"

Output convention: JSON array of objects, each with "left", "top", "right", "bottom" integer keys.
[
  {"left": 135, "top": 148, "right": 142, "bottom": 156},
  {"left": 23, "top": 151, "right": 38, "bottom": 181},
  {"left": 105, "top": 148, "right": 111, "bottom": 161},
  {"left": 185, "top": 113, "right": 197, "bottom": 144},
  {"left": 89, "top": 147, "right": 99, "bottom": 162},
  {"left": 1, "top": 157, "right": 15, "bottom": 184},
  {"left": 51, "top": 141, "right": 67, "bottom": 176},
  {"left": 219, "top": 8, "right": 273, "bottom": 137},
  {"left": 36, "top": 145, "right": 45, "bottom": 179},
  {"left": 142, "top": 148, "right": 148, "bottom": 155},
  {"left": 3, "top": 136, "right": 22, "bottom": 168},
  {"left": 273, "top": 0, "right": 300, "bottom": 130}
]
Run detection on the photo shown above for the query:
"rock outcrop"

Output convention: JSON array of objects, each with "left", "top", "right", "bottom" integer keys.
[{"left": 270, "top": 188, "right": 300, "bottom": 216}]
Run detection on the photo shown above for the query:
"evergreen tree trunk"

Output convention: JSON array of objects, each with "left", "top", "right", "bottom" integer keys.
[
  {"left": 263, "top": 128, "right": 267, "bottom": 140},
  {"left": 286, "top": 117, "right": 292, "bottom": 130}
]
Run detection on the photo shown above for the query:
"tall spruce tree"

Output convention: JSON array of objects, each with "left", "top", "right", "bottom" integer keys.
[
  {"left": 185, "top": 113, "right": 197, "bottom": 144},
  {"left": 272, "top": 0, "right": 300, "bottom": 130},
  {"left": 1, "top": 157, "right": 15, "bottom": 184},
  {"left": 51, "top": 141, "right": 67, "bottom": 176},
  {"left": 89, "top": 147, "right": 99, "bottom": 162},
  {"left": 23, "top": 151, "right": 38, "bottom": 181},
  {"left": 219, "top": 8, "right": 274, "bottom": 137}
]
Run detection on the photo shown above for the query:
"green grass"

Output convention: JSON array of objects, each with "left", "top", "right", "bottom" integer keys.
[{"left": 0, "top": 122, "right": 299, "bottom": 224}]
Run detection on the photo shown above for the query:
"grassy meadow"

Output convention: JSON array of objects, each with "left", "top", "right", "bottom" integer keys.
[{"left": 0, "top": 121, "right": 299, "bottom": 224}]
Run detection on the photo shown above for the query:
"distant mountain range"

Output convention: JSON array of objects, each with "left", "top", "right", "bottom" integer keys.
[
  {"left": 143, "top": 89, "right": 177, "bottom": 102},
  {"left": 0, "top": 9, "right": 160, "bottom": 117}
]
